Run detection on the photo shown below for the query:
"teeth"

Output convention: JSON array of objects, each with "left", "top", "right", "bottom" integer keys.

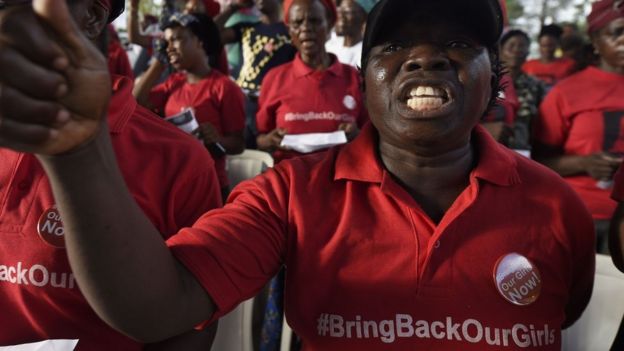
[
  {"left": 410, "top": 86, "right": 446, "bottom": 98},
  {"left": 406, "top": 85, "right": 449, "bottom": 111},
  {"left": 407, "top": 97, "right": 445, "bottom": 111}
]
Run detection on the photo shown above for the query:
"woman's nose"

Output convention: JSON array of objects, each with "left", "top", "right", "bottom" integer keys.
[{"left": 401, "top": 45, "right": 451, "bottom": 72}]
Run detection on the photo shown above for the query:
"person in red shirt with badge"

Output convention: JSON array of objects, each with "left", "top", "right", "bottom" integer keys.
[
  {"left": 0, "top": 0, "right": 221, "bottom": 349},
  {"left": 533, "top": 0, "right": 624, "bottom": 253},
  {"left": 522, "top": 24, "right": 576, "bottom": 90},
  {"left": 0, "top": 0, "right": 595, "bottom": 350},
  {"left": 133, "top": 12, "right": 246, "bottom": 199},
  {"left": 255, "top": 0, "right": 368, "bottom": 162}
]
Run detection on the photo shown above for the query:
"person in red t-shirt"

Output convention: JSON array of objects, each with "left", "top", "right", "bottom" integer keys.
[
  {"left": 533, "top": 0, "right": 624, "bottom": 253},
  {"left": 522, "top": 24, "right": 575, "bottom": 90},
  {"left": 133, "top": 12, "right": 245, "bottom": 199},
  {"left": 0, "top": 0, "right": 221, "bottom": 349},
  {"left": 255, "top": 0, "right": 368, "bottom": 162},
  {"left": 106, "top": 25, "right": 135, "bottom": 79},
  {"left": 0, "top": 0, "right": 595, "bottom": 350}
]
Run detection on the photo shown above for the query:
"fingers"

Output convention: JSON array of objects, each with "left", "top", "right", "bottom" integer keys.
[
  {"left": 0, "top": 47, "right": 67, "bottom": 100},
  {"left": 0, "top": 84, "right": 69, "bottom": 127},
  {"left": 0, "top": 6, "right": 68, "bottom": 71},
  {"left": 32, "top": 0, "right": 88, "bottom": 62},
  {"left": 0, "top": 117, "right": 56, "bottom": 150}
]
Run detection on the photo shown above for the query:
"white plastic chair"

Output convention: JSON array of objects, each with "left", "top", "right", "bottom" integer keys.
[
  {"left": 210, "top": 150, "right": 274, "bottom": 351},
  {"left": 562, "top": 254, "right": 624, "bottom": 351},
  {"left": 226, "top": 150, "right": 274, "bottom": 188}
]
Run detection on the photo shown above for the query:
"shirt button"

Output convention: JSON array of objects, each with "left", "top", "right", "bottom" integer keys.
[{"left": 434, "top": 240, "right": 441, "bottom": 249}]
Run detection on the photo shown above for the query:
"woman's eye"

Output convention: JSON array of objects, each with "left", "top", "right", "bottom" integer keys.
[
  {"left": 447, "top": 40, "right": 472, "bottom": 49},
  {"left": 383, "top": 43, "right": 403, "bottom": 53}
]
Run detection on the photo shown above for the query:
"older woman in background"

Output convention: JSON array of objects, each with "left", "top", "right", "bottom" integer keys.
[
  {"left": 255, "top": 0, "right": 368, "bottom": 162},
  {"left": 534, "top": 0, "right": 624, "bottom": 253}
]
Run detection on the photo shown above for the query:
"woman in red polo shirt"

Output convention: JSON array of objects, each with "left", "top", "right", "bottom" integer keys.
[
  {"left": 533, "top": 0, "right": 624, "bottom": 252},
  {"left": 133, "top": 13, "right": 245, "bottom": 199},
  {"left": 522, "top": 24, "right": 575, "bottom": 90},
  {"left": 255, "top": 0, "right": 368, "bottom": 162}
]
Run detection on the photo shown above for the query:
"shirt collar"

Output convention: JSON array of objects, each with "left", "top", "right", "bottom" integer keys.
[
  {"left": 292, "top": 53, "right": 344, "bottom": 78},
  {"left": 334, "top": 123, "right": 520, "bottom": 187},
  {"left": 107, "top": 75, "right": 137, "bottom": 134}
]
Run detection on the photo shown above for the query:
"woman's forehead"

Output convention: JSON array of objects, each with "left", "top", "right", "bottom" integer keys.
[{"left": 288, "top": 0, "right": 326, "bottom": 21}]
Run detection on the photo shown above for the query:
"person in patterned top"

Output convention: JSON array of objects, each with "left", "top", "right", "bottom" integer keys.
[
  {"left": 500, "top": 29, "right": 546, "bottom": 151},
  {"left": 215, "top": 0, "right": 297, "bottom": 148}
]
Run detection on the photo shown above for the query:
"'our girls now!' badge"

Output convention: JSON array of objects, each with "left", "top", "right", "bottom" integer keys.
[
  {"left": 37, "top": 206, "right": 66, "bottom": 248},
  {"left": 493, "top": 253, "right": 542, "bottom": 306}
]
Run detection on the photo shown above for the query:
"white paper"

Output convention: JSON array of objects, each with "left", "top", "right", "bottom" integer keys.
[
  {"left": 164, "top": 108, "right": 199, "bottom": 135},
  {"left": 280, "top": 131, "right": 347, "bottom": 153},
  {"left": 0, "top": 340, "right": 78, "bottom": 351},
  {"left": 513, "top": 149, "right": 531, "bottom": 158}
]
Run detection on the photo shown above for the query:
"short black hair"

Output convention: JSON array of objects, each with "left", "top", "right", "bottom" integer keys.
[
  {"left": 500, "top": 29, "right": 530, "bottom": 47},
  {"left": 538, "top": 24, "right": 564, "bottom": 40}
]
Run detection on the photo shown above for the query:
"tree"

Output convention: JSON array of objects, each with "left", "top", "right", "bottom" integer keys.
[
  {"left": 506, "top": 0, "right": 525, "bottom": 25},
  {"left": 131, "top": 0, "right": 164, "bottom": 16}
]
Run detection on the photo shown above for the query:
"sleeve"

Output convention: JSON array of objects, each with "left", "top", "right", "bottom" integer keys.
[
  {"left": 560, "top": 187, "right": 596, "bottom": 328},
  {"left": 149, "top": 78, "right": 173, "bottom": 116},
  {"left": 218, "top": 80, "right": 246, "bottom": 133},
  {"left": 166, "top": 167, "right": 289, "bottom": 322},
  {"left": 612, "top": 162, "right": 624, "bottom": 201},
  {"left": 533, "top": 87, "right": 569, "bottom": 148},
  {"left": 255, "top": 71, "right": 281, "bottom": 134}
]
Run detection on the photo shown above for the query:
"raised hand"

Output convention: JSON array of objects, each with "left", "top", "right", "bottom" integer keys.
[{"left": 0, "top": 0, "right": 111, "bottom": 155}]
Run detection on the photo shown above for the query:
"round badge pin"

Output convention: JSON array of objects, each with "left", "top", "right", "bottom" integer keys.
[
  {"left": 493, "top": 253, "right": 542, "bottom": 306},
  {"left": 37, "top": 206, "right": 66, "bottom": 248},
  {"left": 343, "top": 95, "right": 356, "bottom": 110}
]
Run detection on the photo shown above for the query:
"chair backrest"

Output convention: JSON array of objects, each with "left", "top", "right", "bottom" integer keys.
[
  {"left": 210, "top": 298, "right": 255, "bottom": 351},
  {"left": 226, "top": 149, "right": 274, "bottom": 188},
  {"left": 562, "top": 254, "right": 624, "bottom": 351},
  {"left": 211, "top": 149, "right": 274, "bottom": 351}
]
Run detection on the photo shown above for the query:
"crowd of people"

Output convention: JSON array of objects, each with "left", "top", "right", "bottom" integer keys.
[{"left": 0, "top": 0, "right": 623, "bottom": 350}]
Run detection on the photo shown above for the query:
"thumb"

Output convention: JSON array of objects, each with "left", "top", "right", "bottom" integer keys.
[{"left": 32, "top": 0, "right": 88, "bottom": 62}]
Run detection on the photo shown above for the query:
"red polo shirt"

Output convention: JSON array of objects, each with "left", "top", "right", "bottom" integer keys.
[
  {"left": 522, "top": 58, "right": 575, "bottom": 88},
  {"left": 107, "top": 26, "right": 134, "bottom": 80},
  {"left": 534, "top": 66, "right": 624, "bottom": 220},
  {"left": 149, "top": 70, "right": 246, "bottom": 188},
  {"left": 256, "top": 54, "right": 368, "bottom": 162},
  {"left": 168, "top": 123, "right": 595, "bottom": 350},
  {"left": 0, "top": 76, "right": 222, "bottom": 350}
]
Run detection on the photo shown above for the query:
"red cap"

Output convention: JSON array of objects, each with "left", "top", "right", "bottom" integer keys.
[
  {"left": 203, "top": 0, "right": 221, "bottom": 17},
  {"left": 587, "top": 0, "right": 624, "bottom": 34},
  {"left": 283, "top": 0, "right": 337, "bottom": 27}
]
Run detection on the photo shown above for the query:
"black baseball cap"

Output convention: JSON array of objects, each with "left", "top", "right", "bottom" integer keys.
[
  {"left": 361, "top": 0, "right": 503, "bottom": 69},
  {"left": 108, "top": 0, "right": 125, "bottom": 23}
]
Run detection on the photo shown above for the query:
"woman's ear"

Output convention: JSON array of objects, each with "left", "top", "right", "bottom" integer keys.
[{"left": 83, "top": 1, "right": 110, "bottom": 41}]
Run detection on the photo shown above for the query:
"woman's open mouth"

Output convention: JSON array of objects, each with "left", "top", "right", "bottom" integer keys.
[{"left": 406, "top": 86, "right": 450, "bottom": 112}]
